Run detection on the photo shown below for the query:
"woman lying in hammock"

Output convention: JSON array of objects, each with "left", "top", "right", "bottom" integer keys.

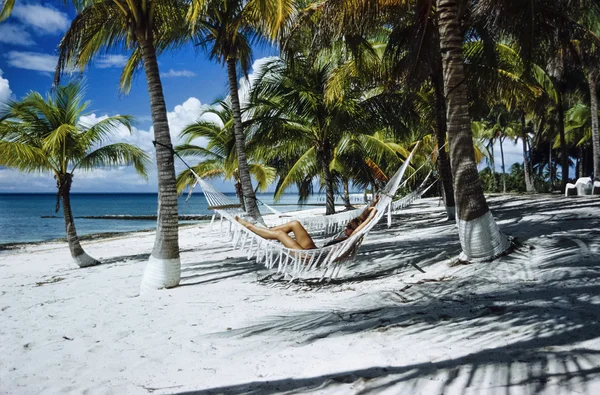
[{"left": 235, "top": 196, "right": 379, "bottom": 251}]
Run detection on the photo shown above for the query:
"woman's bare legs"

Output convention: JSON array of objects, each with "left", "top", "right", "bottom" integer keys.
[
  {"left": 235, "top": 218, "right": 316, "bottom": 250},
  {"left": 269, "top": 220, "right": 317, "bottom": 249}
]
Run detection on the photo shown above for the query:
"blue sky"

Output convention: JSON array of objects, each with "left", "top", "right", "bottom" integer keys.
[{"left": 0, "top": 0, "right": 278, "bottom": 193}]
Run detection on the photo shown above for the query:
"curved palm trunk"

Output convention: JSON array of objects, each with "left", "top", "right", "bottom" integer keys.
[
  {"left": 521, "top": 113, "right": 535, "bottom": 192},
  {"left": 557, "top": 91, "right": 569, "bottom": 191},
  {"left": 499, "top": 135, "right": 506, "bottom": 193},
  {"left": 58, "top": 174, "right": 100, "bottom": 268},
  {"left": 589, "top": 73, "right": 600, "bottom": 183},
  {"left": 138, "top": 38, "right": 181, "bottom": 293},
  {"left": 226, "top": 59, "right": 264, "bottom": 224},
  {"left": 437, "top": 0, "right": 510, "bottom": 260},
  {"left": 432, "top": 72, "right": 455, "bottom": 220}
]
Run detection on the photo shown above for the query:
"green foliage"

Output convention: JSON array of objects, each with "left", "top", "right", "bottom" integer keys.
[
  {"left": 55, "top": 0, "right": 191, "bottom": 92},
  {"left": 0, "top": 0, "right": 15, "bottom": 21},
  {"left": 174, "top": 100, "right": 276, "bottom": 195},
  {"left": 189, "top": 0, "right": 296, "bottom": 76},
  {"left": 248, "top": 52, "right": 412, "bottom": 204},
  {"left": 0, "top": 82, "right": 149, "bottom": 185}
]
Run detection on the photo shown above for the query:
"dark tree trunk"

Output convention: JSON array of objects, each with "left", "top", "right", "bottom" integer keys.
[
  {"left": 432, "top": 71, "right": 455, "bottom": 220},
  {"left": 557, "top": 91, "right": 569, "bottom": 191},
  {"left": 139, "top": 36, "right": 181, "bottom": 291},
  {"left": 549, "top": 144, "right": 554, "bottom": 187},
  {"left": 589, "top": 73, "right": 600, "bottom": 181},
  {"left": 577, "top": 147, "right": 583, "bottom": 178},
  {"left": 320, "top": 144, "right": 336, "bottom": 215},
  {"left": 235, "top": 180, "right": 246, "bottom": 211},
  {"left": 58, "top": 173, "right": 100, "bottom": 268},
  {"left": 226, "top": 59, "right": 264, "bottom": 224},
  {"left": 499, "top": 135, "right": 506, "bottom": 193},
  {"left": 489, "top": 140, "right": 497, "bottom": 192},
  {"left": 342, "top": 178, "right": 353, "bottom": 209},
  {"left": 521, "top": 113, "right": 535, "bottom": 192},
  {"left": 437, "top": 0, "right": 509, "bottom": 259}
]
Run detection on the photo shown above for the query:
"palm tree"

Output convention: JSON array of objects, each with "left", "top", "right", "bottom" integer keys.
[
  {"left": 188, "top": 0, "right": 295, "bottom": 225},
  {"left": 471, "top": 0, "right": 600, "bottom": 191},
  {"left": 0, "top": 82, "right": 149, "bottom": 267},
  {"left": 249, "top": 55, "right": 405, "bottom": 214},
  {"left": 174, "top": 100, "right": 276, "bottom": 202},
  {"left": 437, "top": 0, "right": 510, "bottom": 260},
  {"left": 55, "top": 0, "right": 190, "bottom": 291}
]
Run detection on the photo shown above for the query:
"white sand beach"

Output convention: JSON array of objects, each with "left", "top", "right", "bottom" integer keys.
[{"left": 1, "top": 195, "right": 599, "bottom": 394}]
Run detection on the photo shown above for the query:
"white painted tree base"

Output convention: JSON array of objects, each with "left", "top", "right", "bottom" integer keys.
[
  {"left": 74, "top": 252, "right": 100, "bottom": 268},
  {"left": 457, "top": 211, "right": 511, "bottom": 262},
  {"left": 593, "top": 181, "right": 600, "bottom": 195},
  {"left": 139, "top": 255, "right": 181, "bottom": 295},
  {"left": 445, "top": 206, "right": 456, "bottom": 221}
]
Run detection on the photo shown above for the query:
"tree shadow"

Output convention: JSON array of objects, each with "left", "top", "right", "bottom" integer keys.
[
  {"left": 175, "top": 195, "right": 600, "bottom": 394},
  {"left": 179, "top": 256, "right": 259, "bottom": 287}
]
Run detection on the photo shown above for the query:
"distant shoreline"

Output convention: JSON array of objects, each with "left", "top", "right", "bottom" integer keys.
[{"left": 0, "top": 222, "right": 205, "bottom": 251}]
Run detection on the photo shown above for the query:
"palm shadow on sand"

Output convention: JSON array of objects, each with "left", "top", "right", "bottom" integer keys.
[{"left": 176, "top": 195, "right": 600, "bottom": 394}]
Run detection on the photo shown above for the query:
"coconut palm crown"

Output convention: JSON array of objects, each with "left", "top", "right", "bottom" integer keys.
[
  {"left": 175, "top": 99, "right": 276, "bottom": 206},
  {"left": 188, "top": 0, "right": 296, "bottom": 225},
  {"left": 0, "top": 82, "right": 149, "bottom": 268}
]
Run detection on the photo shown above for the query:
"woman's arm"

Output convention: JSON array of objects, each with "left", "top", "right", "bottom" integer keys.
[
  {"left": 352, "top": 208, "right": 378, "bottom": 235},
  {"left": 357, "top": 195, "right": 380, "bottom": 222}
]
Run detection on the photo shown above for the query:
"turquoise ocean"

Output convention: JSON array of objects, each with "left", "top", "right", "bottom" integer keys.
[{"left": 0, "top": 193, "right": 329, "bottom": 245}]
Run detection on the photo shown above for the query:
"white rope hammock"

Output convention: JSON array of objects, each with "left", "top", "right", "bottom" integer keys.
[
  {"left": 194, "top": 144, "right": 420, "bottom": 280},
  {"left": 390, "top": 171, "right": 437, "bottom": 214}
]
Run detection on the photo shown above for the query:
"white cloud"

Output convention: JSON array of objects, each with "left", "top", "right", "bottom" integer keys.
[
  {"left": 12, "top": 4, "right": 69, "bottom": 35},
  {"left": 96, "top": 55, "right": 128, "bottom": 69},
  {"left": 6, "top": 51, "right": 58, "bottom": 72},
  {"left": 238, "top": 56, "right": 278, "bottom": 113},
  {"left": 0, "top": 24, "right": 35, "bottom": 46},
  {"left": 160, "top": 69, "right": 197, "bottom": 78},
  {"left": 0, "top": 69, "right": 12, "bottom": 103}
]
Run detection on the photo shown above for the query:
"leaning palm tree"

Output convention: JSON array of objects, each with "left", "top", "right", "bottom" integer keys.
[
  {"left": 55, "top": 0, "right": 190, "bottom": 291},
  {"left": 174, "top": 100, "right": 276, "bottom": 202},
  {"left": 0, "top": 82, "right": 149, "bottom": 267},
  {"left": 188, "top": 0, "right": 295, "bottom": 225}
]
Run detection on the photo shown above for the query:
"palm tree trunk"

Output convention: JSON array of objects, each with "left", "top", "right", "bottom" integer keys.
[
  {"left": 138, "top": 37, "right": 181, "bottom": 293},
  {"left": 432, "top": 72, "right": 455, "bottom": 220},
  {"left": 557, "top": 91, "right": 569, "bottom": 191},
  {"left": 234, "top": 180, "right": 246, "bottom": 211},
  {"left": 548, "top": 144, "right": 554, "bottom": 187},
  {"left": 589, "top": 73, "right": 600, "bottom": 183},
  {"left": 226, "top": 59, "right": 264, "bottom": 224},
  {"left": 342, "top": 178, "right": 353, "bottom": 209},
  {"left": 499, "top": 135, "right": 506, "bottom": 193},
  {"left": 320, "top": 146, "right": 336, "bottom": 215},
  {"left": 577, "top": 147, "right": 583, "bottom": 178},
  {"left": 489, "top": 140, "right": 497, "bottom": 192},
  {"left": 521, "top": 114, "right": 535, "bottom": 192},
  {"left": 58, "top": 173, "right": 100, "bottom": 268},
  {"left": 437, "top": 0, "right": 509, "bottom": 260}
]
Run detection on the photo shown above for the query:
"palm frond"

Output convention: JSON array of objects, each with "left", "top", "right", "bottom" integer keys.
[{"left": 74, "top": 143, "right": 150, "bottom": 178}]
